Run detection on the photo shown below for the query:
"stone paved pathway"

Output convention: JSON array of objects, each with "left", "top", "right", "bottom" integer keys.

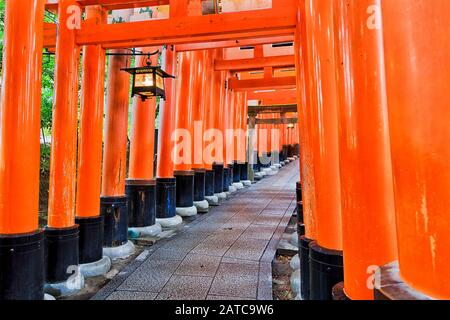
[{"left": 93, "top": 160, "right": 299, "bottom": 300}]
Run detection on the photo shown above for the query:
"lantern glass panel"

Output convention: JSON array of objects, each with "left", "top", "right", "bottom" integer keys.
[
  {"left": 156, "top": 73, "right": 164, "bottom": 91},
  {"left": 135, "top": 73, "right": 154, "bottom": 88}
]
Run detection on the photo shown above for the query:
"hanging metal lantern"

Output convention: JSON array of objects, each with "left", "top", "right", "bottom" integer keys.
[{"left": 122, "top": 59, "right": 174, "bottom": 101}]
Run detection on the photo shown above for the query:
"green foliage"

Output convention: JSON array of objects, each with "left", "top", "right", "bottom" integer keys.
[{"left": 41, "top": 54, "right": 55, "bottom": 131}]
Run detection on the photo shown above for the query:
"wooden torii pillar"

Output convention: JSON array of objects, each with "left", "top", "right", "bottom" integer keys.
[
  {"left": 155, "top": 45, "right": 180, "bottom": 227},
  {"left": 0, "top": 0, "right": 46, "bottom": 300},
  {"left": 333, "top": 0, "right": 397, "bottom": 300},
  {"left": 303, "top": 0, "right": 343, "bottom": 300},
  {"left": 100, "top": 9, "right": 135, "bottom": 258},
  {"left": 190, "top": 50, "right": 210, "bottom": 213},
  {"left": 76, "top": 5, "right": 109, "bottom": 273},
  {"left": 376, "top": 0, "right": 450, "bottom": 300},
  {"left": 45, "top": 0, "right": 82, "bottom": 292},
  {"left": 173, "top": 51, "right": 198, "bottom": 217},
  {"left": 126, "top": 47, "right": 161, "bottom": 238}
]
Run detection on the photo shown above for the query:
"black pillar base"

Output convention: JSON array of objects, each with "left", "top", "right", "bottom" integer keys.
[
  {"left": 288, "top": 144, "right": 295, "bottom": 158},
  {"left": 296, "top": 181, "right": 302, "bottom": 202},
  {"left": 75, "top": 216, "right": 103, "bottom": 264},
  {"left": 44, "top": 225, "right": 79, "bottom": 284},
  {"left": 271, "top": 151, "right": 280, "bottom": 164},
  {"left": 232, "top": 161, "right": 241, "bottom": 183},
  {"left": 239, "top": 162, "right": 249, "bottom": 181},
  {"left": 193, "top": 169, "right": 206, "bottom": 202},
  {"left": 309, "top": 241, "right": 344, "bottom": 300},
  {"left": 126, "top": 179, "right": 156, "bottom": 228},
  {"left": 282, "top": 145, "right": 289, "bottom": 161},
  {"left": 205, "top": 169, "right": 215, "bottom": 197},
  {"left": 174, "top": 170, "right": 195, "bottom": 208},
  {"left": 223, "top": 167, "right": 230, "bottom": 192},
  {"left": 212, "top": 163, "right": 224, "bottom": 194},
  {"left": 297, "top": 223, "right": 305, "bottom": 238},
  {"left": 294, "top": 143, "right": 300, "bottom": 156},
  {"left": 260, "top": 152, "right": 271, "bottom": 168},
  {"left": 300, "top": 235, "right": 313, "bottom": 300},
  {"left": 156, "top": 177, "right": 177, "bottom": 219},
  {"left": 101, "top": 195, "right": 128, "bottom": 247},
  {"left": 279, "top": 149, "right": 285, "bottom": 162},
  {"left": 0, "top": 230, "right": 44, "bottom": 300},
  {"left": 297, "top": 201, "right": 304, "bottom": 224},
  {"left": 227, "top": 164, "right": 234, "bottom": 186}
]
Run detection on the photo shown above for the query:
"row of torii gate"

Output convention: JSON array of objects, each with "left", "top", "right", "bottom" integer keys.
[{"left": 0, "top": 0, "right": 449, "bottom": 301}]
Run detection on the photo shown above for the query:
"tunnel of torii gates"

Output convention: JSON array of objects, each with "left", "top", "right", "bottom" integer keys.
[{"left": 0, "top": 0, "right": 449, "bottom": 302}]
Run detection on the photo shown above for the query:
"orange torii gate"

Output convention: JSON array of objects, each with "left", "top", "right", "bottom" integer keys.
[{"left": 1, "top": 0, "right": 450, "bottom": 302}]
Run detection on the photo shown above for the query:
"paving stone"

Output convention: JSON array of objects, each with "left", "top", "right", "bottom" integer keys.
[
  {"left": 175, "top": 253, "right": 222, "bottom": 277},
  {"left": 191, "top": 237, "right": 234, "bottom": 257},
  {"left": 156, "top": 275, "right": 213, "bottom": 300},
  {"left": 206, "top": 295, "right": 255, "bottom": 300},
  {"left": 106, "top": 291, "right": 158, "bottom": 300},
  {"left": 117, "top": 259, "right": 181, "bottom": 292},
  {"left": 253, "top": 214, "right": 283, "bottom": 226},
  {"left": 258, "top": 262, "right": 273, "bottom": 300},
  {"left": 209, "top": 262, "right": 259, "bottom": 298},
  {"left": 149, "top": 247, "right": 191, "bottom": 261},
  {"left": 224, "top": 238, "right": 269, "bottom": 261},
  {"left": 261, "top": 208, "right": 288, "bottom": 216},
  {"left": 240, "top": 224, "right": 277, "bottom": 241}
]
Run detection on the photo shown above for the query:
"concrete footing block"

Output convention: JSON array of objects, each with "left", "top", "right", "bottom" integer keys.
[
  {"left": 79, "top": 256, "right": 112, "bottom": 278},
  {"left": 215, "top": 192, "right": 227, "bottom": 200},
  {"left": 44, "top": 270, "right": 85, "bottom": 298},
  {"left": 176, "top": 205, "right": 198, "bottom": 217},
  {"left": 229, "top": 185, "right": 237, "bottom": 193},
  {"left": 194, "top": 200, "right": 209, "bottom": 213},
  {"left": 242, "top": 180, "right": 252, "bottom": 187},
  {"left": 103, "top": 240, "right": 136, "bottom": 260},
  {"left": 290, "top": 254, "right": 300, "bottom": 271},
  {"left": 156, "top": 215, "right": 183, "bottom": 229},
  {"left": 290, "top": 231, "right": 299, "bottom": 247},
  {"left": 232, "top": 182, "right": 244, "bottom": 190},
  {"left": 290, "top": 269, "right": 300, "bottom": 296},
  {"left": 129, "top": 224, "right": 162, "bottom": 238},
  {"left": 205, "top": 195, "right": 219, "bottom": 206}
]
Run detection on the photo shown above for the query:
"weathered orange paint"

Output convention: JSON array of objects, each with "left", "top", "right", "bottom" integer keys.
[
  {"left": 76, "top": 6, "right": 107, "bottom": 218},
  {"left": 156, "top": 46, "right": 177, "bottom": 178},
  {"left": 333, "top": 0, "right": 398, "bottom": 300},
  {"left": 47, "top": 0, "right": 81, "bottom": 228},
  {"left": 0, "top": 0, "right": 45, "bottom": 234},
  {"left": 173, "top": 51, "right": 194, "bottom": 172},
  {"left": 239, "top": 92, "right": 248, "bottom": 163},
  {"left": 215, "top": 55, "right": 295, "bottom": 72},
  {"left": 229, "top": 76, "right": 296, "bottom": 91},
  {"left": 43, "top": 3, "right": 297, "bottom": 49},
  {"left": 382, "top": 0, "right": 450, "bottom": 299},
  {"left": 201, "top": 50, "right": 214, "bottom": 170},
  {"left": 211, "top": 51, "right": 225, "bottom": 164},
  {"left": 101, "top": 49, "right": 131, "bottom": 196},
  {"left": 128, "top": 47, "right": 160, "bottom": 179},
  {"left": 177, "top": 36, "right": 294, "bottom": 52},
  {"left": 191, "top": 50, "right": 206, "bottom": 170},
  {"left": 304, "top": 0, "right": 342, "bottom": 251},
  {"left": 203, "top": 50, "right": 218, "bottom": 169},
  {"left": 295, "top": 0, "right": 317, "bottom": 240}
]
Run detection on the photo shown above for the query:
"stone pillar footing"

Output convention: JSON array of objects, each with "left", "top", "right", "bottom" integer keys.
[{"left": 103, "top": 240, "right": 135, "bottom": 260}]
